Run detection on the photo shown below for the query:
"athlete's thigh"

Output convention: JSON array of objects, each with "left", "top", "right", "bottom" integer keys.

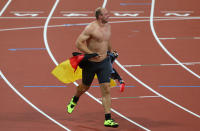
[
  {"left": 82, "top": 68, "right": 95, "bottom": 86},
  {"left": 96, "top": 61, "right": 112, "bottom": 84}
]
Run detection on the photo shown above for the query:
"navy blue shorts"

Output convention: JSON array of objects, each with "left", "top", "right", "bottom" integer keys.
[{"left": 79, "top": 57, "right": 112, "bottom": 86}]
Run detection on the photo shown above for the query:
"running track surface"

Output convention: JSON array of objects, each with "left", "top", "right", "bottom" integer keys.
[{"left": 0, "top": 0, "right": 200, "bottom": 131}]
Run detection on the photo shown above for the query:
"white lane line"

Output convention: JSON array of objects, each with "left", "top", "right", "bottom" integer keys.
[
  {"left": 1, "top": 16, "right": 200, "bottom": 19},
  {"left": 159, "top": 38, "right": 176, "bottom": 40},
  {"left": 123, "top": 0, "right": 200, "bottom": 118},
  {"left": 102, "top": 0, "right": 107, "bottom": 8},
  {"left": 194, "top": 37, "right": 200, "bottom": 39},
  {"left": 123, "top": 62, "right": 200, "bottom": 67},
  {"left": 100, "top": 0, "right": 200, "bottom": 120},
  {"left": 115, "top": 60, "right": 200, "bottom": 119},
  {"left": 116, "top": 0, "right": 200, "bottom": 119},
  {"left": 0, "top": 70, "right": 71, "bottom": 131},
  {"left": 10, "top": 11, "right": 44, "bottom": 13},
  {"left": 159, "top": 37, "right": 200, "bottom": 40},
  {"left": 161, "top": 11, "right": 194, "bottom": 13},
  {"left": 85, "top": 91, "right": 151, "bottom": 131},
  {"left": 0, "top": 0, "right": 12, "bottom": 16},
  {"left": 150, "top": 0, "right": 200, "bottom": 80},
  {"left": 43, "top": 0, "right": 150, "bottom": 130},
  {"left": 43, "top": 0, "right": 61, "bottom": 66},
  {"left": 97, "top": 96, "right": 160, "bottom": 100},
  {"left": 0, "top": 0, "right": 71, "bottom": 130},
  {"left": 136, "top": 96, "right": 160, "bottom": 98},
  {"left": 0, "top": 17, "right": 199, "bottom": 32},
  {"left": 0, "top": 24, "right": 64, "bottom": 32}
]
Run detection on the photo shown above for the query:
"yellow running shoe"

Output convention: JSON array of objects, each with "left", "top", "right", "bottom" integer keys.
[
  {"left": 104, "top": 119, "right": 119, "bottom": 128},
  {"left": 67, "top": 98, "right": 77, "bottom": 114}
]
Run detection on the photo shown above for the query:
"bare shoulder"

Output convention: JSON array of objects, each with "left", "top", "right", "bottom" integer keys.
[
  {"left": 76, "top": 21, "right": 96, "bottom": 42},
  {"left": 83, "top": 21, "right": 96, "bottom": 34}
]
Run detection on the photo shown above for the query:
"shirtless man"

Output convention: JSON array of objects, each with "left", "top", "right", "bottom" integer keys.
[{"left": 67, "top": 7, "right": 119, "bottom": 128}]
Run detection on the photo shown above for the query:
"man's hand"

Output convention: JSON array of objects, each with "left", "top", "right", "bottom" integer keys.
[{"left": 112, "top": 50, "right": 118, "bottom": 58}]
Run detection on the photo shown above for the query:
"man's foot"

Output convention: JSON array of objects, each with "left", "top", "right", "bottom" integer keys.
[
  {"left": 104, "top": 119, "right": 119, "bottom": 128},
  {"left": 67, "top": 98, "right": 77, "bottom": 114}
]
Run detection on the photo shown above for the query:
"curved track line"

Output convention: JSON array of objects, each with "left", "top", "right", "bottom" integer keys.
[
  {"left": 102, "top": 0, "right": 107, "bottom": 8},
  {"left": 150, "top": 0, "right": 200, "bottom": 79},
  {"left": 0, "top": 70, "right": 71, "bottom": 131},
  {"left": 0, "top": 0, "right": 12, "bottom": 16},
  {"left": 43, "top": 0, "right": 60, "bottom": 66},
  {"left": 43, "top": 0, "right": 150, "bottom": 130},
  {"left": 114, "top": 0, "right": 200, "bottom": 118},
  {"left": 115, "top": 60, "right": 200, "bottom": 118}
]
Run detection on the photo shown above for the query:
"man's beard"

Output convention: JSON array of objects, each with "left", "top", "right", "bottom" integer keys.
[{"left": 102, "top": 19, "right": 108, "bottom": 23}]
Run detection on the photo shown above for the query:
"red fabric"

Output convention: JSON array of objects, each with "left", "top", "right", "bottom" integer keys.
[
  {"left": 69, "top": 55, "right": 84, "bottom": 71},
  {"left": 120, "top": 83, "right": 125, "bottom": 92}
]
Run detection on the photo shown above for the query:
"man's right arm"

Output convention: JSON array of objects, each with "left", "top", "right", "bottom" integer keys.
[{"left": 76, "top": 26, "right": 93, "bottom": 54}]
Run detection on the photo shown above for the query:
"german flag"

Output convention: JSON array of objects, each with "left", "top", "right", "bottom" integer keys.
[{"left": 51, "top": 53, "right": 116, "bottom": 87}]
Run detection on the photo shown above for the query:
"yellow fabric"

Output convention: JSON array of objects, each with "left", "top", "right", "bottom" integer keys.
[
  {"left": 51, "top": 59, "right": 116, "bottom": 87},
  {"left": 110, "top": 79, "right": 117, "bottom": 87},
  {"left": 51, "top": 59, "right": 82, "bottom": 83}
]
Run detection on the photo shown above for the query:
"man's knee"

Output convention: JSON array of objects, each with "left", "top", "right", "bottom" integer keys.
[
  {"left": 100, "top": 83, "right": 110, "bottom": 96},
  {"left": 78, "top": 84, "right": 90, "bottom": 92}
]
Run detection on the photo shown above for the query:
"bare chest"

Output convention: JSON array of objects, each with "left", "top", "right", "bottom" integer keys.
[{"left": 91, "top": 26, "right": 111, "bottom": 42}]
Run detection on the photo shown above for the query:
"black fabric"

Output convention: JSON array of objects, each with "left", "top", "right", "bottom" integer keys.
[
  {"left": 81, "top": 57, "right": 112, "bottom": 86},
  {"left": 110, "top": 68, "right": 122, "bottom": 81},
  {"left": 107, "top": 51, "right": 122, "bottom": 82},
  {"left": 73, "top": 96, "right": 79, "bottom": 103},
  {"left": 72, "top": 52, "right": 98, "bottom": 61},
  {"left": 105, "top": 113, "right": 111, "bottom": 120},
  {"left": 72, "top": 52, "right": 82, "bottom": 56}
]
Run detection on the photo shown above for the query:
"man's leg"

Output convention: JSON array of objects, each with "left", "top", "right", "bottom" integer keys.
[
  {"left": 100, "top": 83, "right": 118, "bottom": 128},
  {"left": 100, "top": 83, "right": 111, "bottom": 114},
  {"left": 67, "top": 84, "right": 90, "bottom": 114},
  {"left": 75, "top": 83, "right": 90, "bottom": 97},
  {"left": 67, "top": 68, "right": 95, "bottom": 114}
]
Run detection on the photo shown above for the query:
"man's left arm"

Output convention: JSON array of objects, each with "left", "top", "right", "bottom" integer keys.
[
  {"left": 108, "top": 25, "right": 112, "bottom": 52},
  {"left": 108, "top": 41, "right": 112, "bottom": 52}
]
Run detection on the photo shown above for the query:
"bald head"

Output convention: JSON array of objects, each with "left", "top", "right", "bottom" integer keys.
[{"left": 95, "top": 7, "right": 108, "bottom": 20}]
